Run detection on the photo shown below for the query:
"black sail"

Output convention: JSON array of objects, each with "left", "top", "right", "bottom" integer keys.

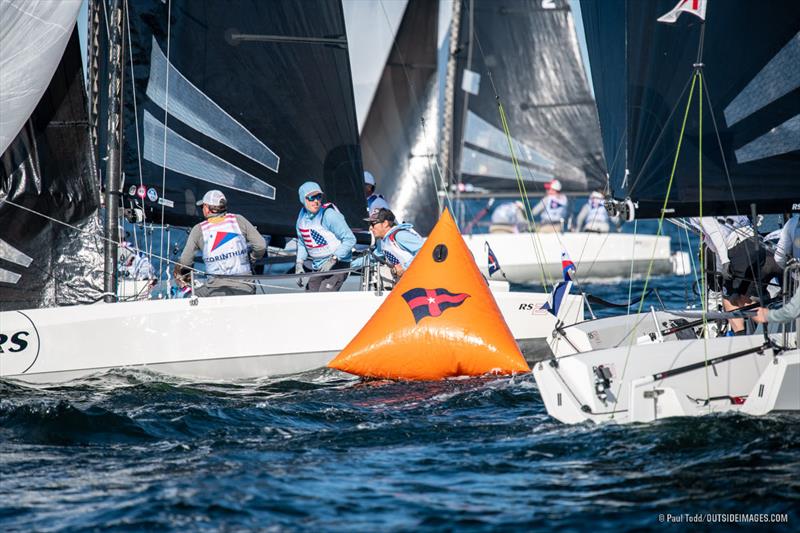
[
  {"left": 0, "top": 33, "right": 104, "bottom": 311},
  {"left": 581, "top": 0, "right": 800, "bottom": 218},
  {"left": 104, "top": 0, "right": 365, "bottom": 236},
  {"left": 450, "top": 0, "right": 606, "bottom": 195}
]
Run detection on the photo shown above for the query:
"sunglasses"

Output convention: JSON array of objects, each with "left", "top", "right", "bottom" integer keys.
[{"left": 305, "top": 193, "right": 324, "bottom": 202}]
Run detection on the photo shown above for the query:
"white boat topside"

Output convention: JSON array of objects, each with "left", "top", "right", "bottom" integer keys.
[
  {"left": 463, "top": 231, "right": 673, "bottom": 283},
  {"left": 0, "top": 289, "right": 583, "bottom": 383}
]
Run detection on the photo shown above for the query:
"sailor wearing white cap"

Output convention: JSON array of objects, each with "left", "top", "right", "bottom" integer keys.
[
  {"left": 174, "top": 189, "right": 266, "bottom": 296},
  {"left": 531, "top": 179, "right": 569, "bottom": 232},
  {"left": 364, "top": 170, "right": 390, "bottom": 213}
]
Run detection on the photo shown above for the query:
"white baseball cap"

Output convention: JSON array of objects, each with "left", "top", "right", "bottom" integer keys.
[
  {"left": 363, "top": 171, "right": 376, "bottom": 186},
  {"left": 548, "top": 179, "right": 562, "bottom": 192},
  {"left": 196, "top": 189, "right": 226, "bottom": 207}
]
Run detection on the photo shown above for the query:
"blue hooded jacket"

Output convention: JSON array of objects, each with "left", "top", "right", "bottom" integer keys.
[{"left": 296, "top": 181, "right": 356, "bottom": 269}]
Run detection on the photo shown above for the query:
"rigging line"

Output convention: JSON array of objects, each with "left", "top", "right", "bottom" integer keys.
[
  {"left": 699, "top": 77, "right": 768, "bottom": 309},
  {"left": 1, "top": 197, "right": 198, "bottom": 277},
  {"left": 605, "top": 129, "right": 628, "bottom": 190},
  {"left": 699, "top": 71, "right": 711, "bottom": 411},
  {"left": 684, "top": 14, "right": 753, "bottom": 266},
  {"left": 497, "top": 99, "right": 551, "bottom": 291},
  {"left": 624, "top": 73, "right": 694, "bottom": 196},
  {"left": 628, "top": 18, "right": 706, "bottom": 197},
  {"left": 683, "top": 223, "right": 701, "bottom": 309},
  {"left": 377, "top": 0, "right": 451, "bottom": 217},
  {"left": 157, "top": 0, "right": 172, "bottom": 283},
  {"left": 627, "top": 219, "right": 637, "bottom": 316},
  {"left": 123, "top": 0, "right": 150, "bottom": 260},
  {"left": 471, "top": 23, "right": 551, "bottom": 290},
  {"left": 674, "top": 218, "right": 689, "bottom": 306},
  {"left": 469, "top": 8, "right": 605, "bottom": 294},
  {"left": 611, "top": 70, "right": 700, "bottom": 419}
]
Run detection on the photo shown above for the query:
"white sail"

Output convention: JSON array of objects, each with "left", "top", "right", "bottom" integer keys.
[{"left": 0, "top": 0, "right": 82, "bottom": 154}]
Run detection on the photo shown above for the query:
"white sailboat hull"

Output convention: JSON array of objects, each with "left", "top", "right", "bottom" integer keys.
[
  {"left": 464, "top": 232, "right": 673, "bottom": 283},
  {"left": 1, "top": 290, "right": 583, "bottom": 384},
  {"left": 533, "top": 335, "right": 800, "bottom": 424}
]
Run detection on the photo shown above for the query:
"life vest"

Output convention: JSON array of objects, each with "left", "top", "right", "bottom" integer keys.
[
  {"left": 583, "top": 196, "right": 610, "bottom": 230},
  {"left": 382, "top": 224, "right": 422, "bottom": 267},
  {"left": 297, "top": 203, "right": 343, "bottom": 260},
  {"left": 539, "top": 194, "right": 568, "bottom": 224},
  {"left": 200, "top": 214, "right": 251, "bottom": 276}
]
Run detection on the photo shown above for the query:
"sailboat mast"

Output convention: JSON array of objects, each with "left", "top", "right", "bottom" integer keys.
[
  {"left": 439, "top": 0, "right": 462, "bottom": 197},
  {"left": 103, "top": 0, "right": 124, "bottom": 303},
  {"left": 86, "top": 0, "right": 100, "bottom": 155}
]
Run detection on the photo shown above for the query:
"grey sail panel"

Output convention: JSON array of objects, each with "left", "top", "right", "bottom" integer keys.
[
  {"left": 451, "top": 0, "right": 606, "bottom": 194},
  {"left": 0, "top": 32, "right": 104, "bottom": 311},
  {"left": 359, "top": 0, "right": 442, "bottom": 235},
  {"left": 100, "top": 0, "right": 365, "bottom": 237},
  {"left": 582, "top": 0, "right": 800, "bottom": 218}
]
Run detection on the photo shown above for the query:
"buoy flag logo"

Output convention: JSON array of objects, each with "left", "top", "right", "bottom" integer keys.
[
  {"left": 402, "top": 288, "right": 470, "bottom": 324},
  {"left": 211, "top": 232, "right": 238, "bottom": 251}
]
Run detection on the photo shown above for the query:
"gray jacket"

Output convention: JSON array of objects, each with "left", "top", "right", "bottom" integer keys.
[{"left": 768, "top": 285, "right": 800, "bottom": 323}]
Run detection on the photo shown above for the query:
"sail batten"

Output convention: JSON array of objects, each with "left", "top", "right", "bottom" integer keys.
[
  {"left": 450, "top": 0, "right": 606, "bottom": 196},
  {"left": 100, "top": 0, "right": 365, "bottom": 236}
]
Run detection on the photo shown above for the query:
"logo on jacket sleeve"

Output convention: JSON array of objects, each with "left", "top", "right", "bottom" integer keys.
[
  {"left": 211, "top": 232, "right": 238, "bottom": 251},
  {"left": 402, "top": 288, "right": 470, "bottom": 323},
  {"left": 300, "top": 228, "right": 328, "bottom": 248}
]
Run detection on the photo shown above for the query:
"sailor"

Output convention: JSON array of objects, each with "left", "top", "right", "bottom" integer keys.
[
  {"left": 489, "top": 201, "right": 527, "bottom": 234},
  {"left": 174, "top": 189, "right": 266, "bottom": 296},
  {"left": 690, "top": 216, "right": 779, "bottom": 334},
  {"left": 296, "top": 181, "right": 357, "bottom": 292},
  {"left": 753, "top": 283, "right": 800, "bottom": 324},
  {"left": 355, "top": 207, "right": 424, "bottom": 279},
  {"left": 774, "top": 214, "right": 800, "bottom": 269},
  {"left": 531, "top": 179, "right": 569, "bottom": 232},
  {"left": 574, "top": 190, "right": 615, "bottom": 233},
  {"left": 364, "top": 170, "right": 390, "bottom": 213},
  {"left": 119, "top": 242, "right": 155, "bottom": 280}
]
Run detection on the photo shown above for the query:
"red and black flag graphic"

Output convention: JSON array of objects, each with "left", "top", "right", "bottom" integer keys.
[{"left": 402, "top": 288, "right": 470, "bottom": 323}]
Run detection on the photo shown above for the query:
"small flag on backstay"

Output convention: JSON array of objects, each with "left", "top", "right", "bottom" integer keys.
[
  {"left": 486, "top": 242, "right": 504, "bottom": 278},
  {"left": 544, "top": 251, "right": 576, "bottom": 317}
]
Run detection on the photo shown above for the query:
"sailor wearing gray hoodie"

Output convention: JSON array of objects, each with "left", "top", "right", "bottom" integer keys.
[{"left": 295, "top": 181, "right": 356, "bottom": 292}]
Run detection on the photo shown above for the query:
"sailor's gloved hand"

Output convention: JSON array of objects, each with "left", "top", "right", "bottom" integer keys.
[
  {"left": 317, "top": 255, "right": 338, "bottom": 273},
  {"left": 720, "top": 262, "right": 733, "bottom": 281},
  {"left": 295, "top": 261, "right": 305, "bottom": 287}
]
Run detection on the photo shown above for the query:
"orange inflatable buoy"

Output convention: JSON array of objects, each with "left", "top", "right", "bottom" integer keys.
[{"left": 328, "top": 209, "right": 529, "bottom": 380}]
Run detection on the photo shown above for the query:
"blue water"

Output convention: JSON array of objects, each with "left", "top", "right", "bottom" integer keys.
[{"left": 3, "top": 230, "right": 798, "bottom": 530}]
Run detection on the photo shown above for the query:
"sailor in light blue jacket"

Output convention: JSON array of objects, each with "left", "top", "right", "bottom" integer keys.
[
  {"left": 353, "top": 208, "right": 424, "bottom": 279},
  {"left": 295, "top": 181, "right": 356, "bottom": 292}
]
